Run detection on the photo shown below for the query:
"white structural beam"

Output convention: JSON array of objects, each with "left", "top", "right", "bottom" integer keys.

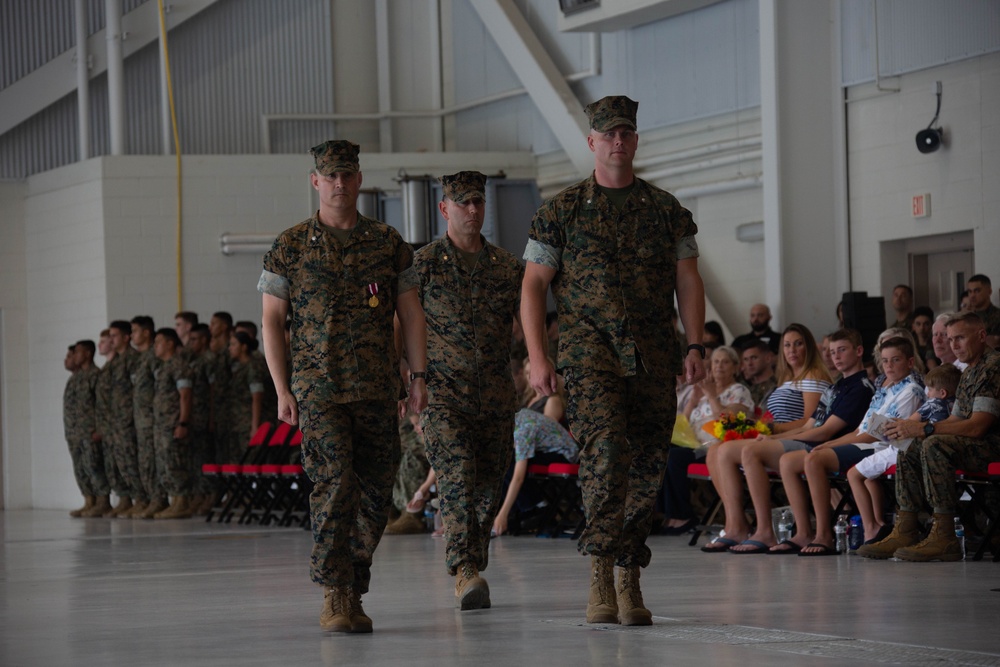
[
  {"left": 0, "top": 0, "right": 219, "bottom": 139},
  {"left": 558, "top": 0, "right": 725, "bottom": 32},
  {"left": 469, "top": 0, "right": 593, "bottom": 177}
]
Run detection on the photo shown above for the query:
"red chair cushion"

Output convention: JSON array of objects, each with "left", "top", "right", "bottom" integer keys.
[
  {"left": 202, "top": 464, "right": 222, "bottom": 474},
  {"left": 548, "top": 463, "right": 579, "bottom": 476}
]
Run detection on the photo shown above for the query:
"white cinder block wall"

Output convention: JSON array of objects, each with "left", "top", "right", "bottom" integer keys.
[
  {"left": 0, "top": 181, "right": 29, "bottom": 509},
  {"left": 848, "top": 52, "right": 1000, "bottom": 298},
  {"left": 24, "top": 160, "right": 109, "bottom": 509}
]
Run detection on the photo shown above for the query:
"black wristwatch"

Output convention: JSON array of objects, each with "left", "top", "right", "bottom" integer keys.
[
  {"left": 409, "top": 371, "right": 426, "bottom": 384},
  {"left": 687, "top": 344, "right": 706, "bottom": 359},
  {"left": 923, "top": 421, "right": 935, "bottom": 437}
]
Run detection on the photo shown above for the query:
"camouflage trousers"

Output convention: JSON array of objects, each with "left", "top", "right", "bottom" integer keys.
[
  {"left": 154, "top": 427, "right": 192, "bottom": 497},
  {"left": 189, "top": 429, "right": 215, "bottom": 494},
  {"left": 67, "top": 434, "right": 108, "bottom": 496},
  {"left": 136, "top": 423, "right": 164, "bottom": 501},
  {"left": 897, "top": 434, "right": 1000, "bottom": 514},
  {"left": 393, "top": 421, "right": 430, "bottom": 513},
  {"left": 563, "top": 366, "right": 677, "bottom": 568},
  {"left": 99, "top": 436, "right": 124, "bottom": 496},
  {"left": 300, "top": 399, "right": 400, "bottom": 593},
  {"left": 421, "top": 405, "right": 513, "bottom": 576},
  {"left": 108, "top": 428, "right": 146, "bottom": 503}
]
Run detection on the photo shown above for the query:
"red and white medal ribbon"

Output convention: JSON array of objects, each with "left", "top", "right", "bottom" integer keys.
[{"left": 368, "top": 283, "right": 379, "bottom": 308}]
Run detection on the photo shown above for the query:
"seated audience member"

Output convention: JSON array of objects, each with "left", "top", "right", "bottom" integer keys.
[
  {"left": 520, "top": 357, "right": 566, "bottom": 426},
  {"left": 721, "top": 329, "right": 874, "bottom": 553},
  {"left": 966, "top": 274, "right": 1000, "bottom": 348},
  {"left": 889, "top": 284, "right": 915, "bottom": 330},
  {"left": 836, "top": 301, "right": 845, "bottom": 330},
  {"left": 702, "top": 323, "right": 828, "bottom": 551},
  {"left": 492, "top": 409, "right": 580, "bottom": 536},
  {"left": 819, "top": 334, "right": 842, "bottom": 383},
  {"left": 859, "top": 312, "right": 1000, "bottom": 561},
  {"left": 703, "top": 320, "right": 726, "bottom": 348},
  {"left": 874, "top": 327, "right": 927, "bottom": 377},
  {"left": 931, "top": 313, "right": 968, "bottom": 371},
  {"left": 911, "top": 306, "right": 935, "bottom": 366},
  {"left": 662, "top": 347, "right": 751, "bottom": 535},
  {"left": 384, "top": 411, "right": 431, "bottom": 535},
  {"left": 739, "top": 339, "right": 777, "bottom": 409},
  {"left": 731, "top": 304, "right": 781, "bottom": 354},
  {"left": 778, "top": 336, "right": 925, "bottom": 555},
  {"left": 959, "top": 290, "right": 971, "bottom": 312},
  {"left": 849, "top": 363, "right": 961, "bottom": 544},
  {"left": 765, "top": 323, "right": 833, "bottom": 429}
]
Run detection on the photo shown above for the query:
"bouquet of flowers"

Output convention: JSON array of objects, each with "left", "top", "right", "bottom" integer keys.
[{"left": 704, "top": 407, "right": 774, "bottom": 442}]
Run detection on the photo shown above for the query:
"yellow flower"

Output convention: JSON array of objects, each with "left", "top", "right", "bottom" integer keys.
[
  {"left": 755, "top": 420, "right": 771, "bottom": 435},
  {"left": 713, "top": 421, "right": 724, "bottom": 439},
  {"left": 736, "top": 411, "right": 747, "bottom": 422}
]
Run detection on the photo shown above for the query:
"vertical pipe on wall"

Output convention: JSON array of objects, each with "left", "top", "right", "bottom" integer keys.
[
  {"left": 759, "top": 0, "right": 784, "bottom": 324},
  {"left": 428, "top": 0, "right": 443, "bottom": 152},
  {"left": 375, "top": 0, "right": 393, "bottom": 152},
  {"left": 158, "top": 2, "right": 171, "bottom": 155},
  {"left": 74, "top": 0, "right": 90, "bottom": 161},
  {"left": 105, "top": 0, "right": 125, "bottom": 155}
]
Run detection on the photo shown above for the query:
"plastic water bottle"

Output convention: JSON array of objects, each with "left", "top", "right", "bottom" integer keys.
[
  {"left": 834, "top": 515, "right": 848, "bottom": 554},
  {"left": 423, "top": 506, "right": 435, "bottom": 532},
  {"left": 848, "top": 515, "right": 864, "bottom": 551},
  {"left": 777, "top": 509, "right": 793, "bottom": 543},
  {"left": 954, "top": 516, "right": 966, "bottom": 560}
]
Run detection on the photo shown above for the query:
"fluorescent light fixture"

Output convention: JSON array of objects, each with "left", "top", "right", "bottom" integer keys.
[
  {"left": 736, "top": 221, "right": 764, "bottom": 243},
  {"left": 220, "top": 232, "right": 276, "bottom": 256}
]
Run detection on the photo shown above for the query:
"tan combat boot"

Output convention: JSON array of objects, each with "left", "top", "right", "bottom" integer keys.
[
  {"left": 320, "top": 587, "right": 352, "bottom": 632},
  {"left": 155, "top": 496, "right": 193, "bottom": 520},
  {"left": 856, "top": 511, "right": 923, "bottom": 559},
  {"left": 70, "top": 496, "right": 95, "bottom": 518},
  {"left": 384, "top": 512, "right": 425, "bottom": 535},
  {"left": 617, "top": 566, "right": 652, "bottom": 626},
  {"left": 142, "top": 497, "right": 169, "bottom": 520},
  {"left": 124, "top": 499, "right": 148, "bottom": 519},
  {"left": 83, "top": 495, "right": 112, "bottom": 517},
  {"left": 348, "top": 589, "right": 373, "bottom": 633},
  {"left": 106, "top": 496, "right": 132, "bottom": 518},
  {"left": 455, "top": 563, "right": 491, "bottom": 610},
  {"left": 195, "top": 494, "right": 217, "bottom": 516},
  {"left": 586, "top": 556, "right": 619, "bottom": 624},
  {"left": 894, "top": 513, "right": 963, "bottom": 562}
]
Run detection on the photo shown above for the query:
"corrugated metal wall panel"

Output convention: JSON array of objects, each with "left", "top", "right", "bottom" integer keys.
[
  {"left": 842, "top": 0, "right": 1000, "bottom": 86},
  {"left": 0, "top": 0, "right": 145, "bottom": 91},
  {"left": 626, "top": 0, "right": 759, "bottom": 129},
  {"left": 0, "top": 0, "right": 333, "bottom": 179}
]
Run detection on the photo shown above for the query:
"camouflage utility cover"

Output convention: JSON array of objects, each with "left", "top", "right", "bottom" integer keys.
[
  {"left": 440, "top": 171, "right": 487, "bottom": 204},
  {"left": 585, "top": 95, "right": 638, "bottom": 132},
  {"left": 311, "top": 140, "right": 359, "bottom": 175}
]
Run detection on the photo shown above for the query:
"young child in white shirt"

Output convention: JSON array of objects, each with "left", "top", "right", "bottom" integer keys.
[{"left": 848, "top": 363, "right": 962, "bottom": 544}]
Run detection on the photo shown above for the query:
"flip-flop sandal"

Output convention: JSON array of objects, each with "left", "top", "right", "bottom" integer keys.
[
  {"left": 767, "top": 539, "right": 802, "bottom": 555},
  {"left": 700, "top": 536, "right": 739, "bottom": 553},
  {"left": 863, "top": 524, "right": 894, "bottom": 545},
  {"left": 798, "top": 542, "right": 839, "bottom": 556},
  {"left": 729, "top": 539, "right": 772, "bottom": 554}
]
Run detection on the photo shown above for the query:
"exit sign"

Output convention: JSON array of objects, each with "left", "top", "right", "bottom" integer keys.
[{"left": 912, "top": 193, "right": 931, "bottom": 218}]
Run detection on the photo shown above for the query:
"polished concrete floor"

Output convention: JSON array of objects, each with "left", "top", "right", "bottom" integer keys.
[{"left": 2, "top": 510, "right": 1000, "bottom": 666}]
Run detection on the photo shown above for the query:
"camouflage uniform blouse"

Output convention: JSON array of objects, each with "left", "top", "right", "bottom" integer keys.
[
  {"left": 524, "top": 174, "right": 698, "bottom": 379},
  {"left": 153, "top": 354, "right": 194, "bottom": 431},
  {"left": 64, "top": 366, "right": 99, "bottom": 441},
  {"left": 188, "top": 350, "right": 214, "bottom": 432},
  {"left": 952, "top": 347, "right": 1000, "bottom": 444},
  {"left": 132, "top": 348, "right": 160, "bottom": 430},
  {"left": 414, "top": 234, "right": 524, "bottom": 415},
  {"left": 108, "top": 346, "right": 140, "bottom": 436},
  {"left": 259, "top": 213, "right": 418, "bottom": 404}
]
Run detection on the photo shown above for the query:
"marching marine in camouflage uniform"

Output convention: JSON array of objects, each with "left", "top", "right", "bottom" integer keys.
[
  {"left": 413, "top": 171, "right": 523, "bottom": 609},
  {"left": 259, "top": 140, "right": 428, "bottom": 634},
  {"left": 129, "top": 316, "right": 165, "bottom": 519},
  {"left": 106, "top": 321, "right": 146, "bottom": 517},
  {"left": 522, "top": 96, "right": 706, "bottom": 625},
  {"left": 860, "top": 311, "right": 1000, "bottom": 561},
  {"left": 151, "top": 328, "right": 195, "bottom": 519}
]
